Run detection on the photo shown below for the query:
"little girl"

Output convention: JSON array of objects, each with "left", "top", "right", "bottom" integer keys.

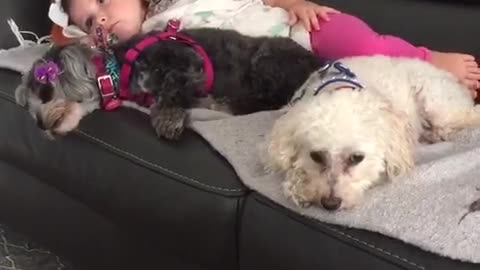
[{"left": 55, "top": 0, "right": 480, "bottom": 93}]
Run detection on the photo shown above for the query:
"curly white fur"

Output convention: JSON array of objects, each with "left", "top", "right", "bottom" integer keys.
[{"left": 266, "top": 55, "right": 480, "bottom": 211}]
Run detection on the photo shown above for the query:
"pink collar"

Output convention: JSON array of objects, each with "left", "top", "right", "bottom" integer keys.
[{"left": 118, "top": 19, "right": 215, "bottom": 104}]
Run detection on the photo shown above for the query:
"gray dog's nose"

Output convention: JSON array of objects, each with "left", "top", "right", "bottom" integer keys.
[
  {"left": 321, "top": 196, "right": 342, "bottom": 211},
  {"left": 36, "top": 117, "right": 46, "bottom": 130}
]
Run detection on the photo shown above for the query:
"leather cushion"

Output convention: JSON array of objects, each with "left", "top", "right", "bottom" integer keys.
[
  {"left": 240, "top": 193, "right": 480, "bottom": 270},
  {"left": 0, "top": 69, "right": 245, "bottom": 270}
]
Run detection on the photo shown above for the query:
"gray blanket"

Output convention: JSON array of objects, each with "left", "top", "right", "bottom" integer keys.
[
  {"left": 0, "top": 44, "right": 50, "bottom": 74},
  {"left": 2, "top": 45, "right": 480, "bottom": 264}
]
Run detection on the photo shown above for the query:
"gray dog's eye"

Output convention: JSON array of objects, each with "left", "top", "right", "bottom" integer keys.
[
  {"left": 39, "top": 86, "right": 54, "bottom": 104},
  {"left": 348, "top": 153, "right": 364, "bottom": 166}
]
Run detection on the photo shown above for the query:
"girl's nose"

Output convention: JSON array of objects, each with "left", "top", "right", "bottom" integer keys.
[{"left": 96, "top": 15, "right": 107, "bottom": 25}]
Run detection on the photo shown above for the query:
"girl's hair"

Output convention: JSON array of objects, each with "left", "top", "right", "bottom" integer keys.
[{"left": 60, "top": 0, "right": 71, "bottom": 14}]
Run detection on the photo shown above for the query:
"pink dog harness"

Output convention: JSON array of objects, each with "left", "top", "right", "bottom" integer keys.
[{"left": 95, "top": 19, "right": 215, "bottom": 111}]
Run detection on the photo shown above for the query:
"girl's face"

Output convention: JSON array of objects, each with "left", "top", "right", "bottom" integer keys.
[{"left": 68, "top": 0, "right": 146, "bottom": 42}]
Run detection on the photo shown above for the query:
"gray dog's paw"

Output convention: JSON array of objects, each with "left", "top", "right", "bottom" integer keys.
[{"left": 150, "top": 105, "right": 187, "bottom": 140}]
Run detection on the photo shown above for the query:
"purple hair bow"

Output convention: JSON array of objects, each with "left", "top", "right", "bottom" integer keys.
[{"left": 34, "top": 61, "right": 61, "bottom": 84}]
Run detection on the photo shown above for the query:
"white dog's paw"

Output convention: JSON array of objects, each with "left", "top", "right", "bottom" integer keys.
[
  {"left": 291, "top": 194, "right": 313, "bottom": 208},
  {"left": 287, "top": 191, "right": 313, "bottom": 208},
  {"left": 282, "top": 174, "right": 315, "bottom": 208},
  {"left": 420, "top": 124, "right": 462, "bottom": 144}
]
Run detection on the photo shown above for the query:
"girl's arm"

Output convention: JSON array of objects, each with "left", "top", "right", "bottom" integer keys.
[{"left": 263, "top": 0, "right": 340, "bottom": 32}]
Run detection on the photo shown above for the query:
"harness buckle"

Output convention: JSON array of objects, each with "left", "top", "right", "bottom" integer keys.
[
  {"left": 97, "top": 75, "right": 114, "bottom": 97},
  {"left": 167, "top": 19, "right": 181, "bottom": 33}
]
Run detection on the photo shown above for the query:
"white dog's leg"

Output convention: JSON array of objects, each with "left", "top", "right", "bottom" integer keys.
[
  {"left": 418, "top": 75, "right": 480, "bottom": 142},
  {"left": 427, "top": 105, "right": 480, "bottom": 142},
  {"left": 283, "top": 169, "right": 319, "bottom": 208}
]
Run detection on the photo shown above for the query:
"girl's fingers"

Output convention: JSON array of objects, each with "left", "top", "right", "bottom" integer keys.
[
  {"left": 288, "top": 10, "right": 299, "bottom": 25},
  {"left": 309, "top": 9, "right": 320, "bottom": 31}
]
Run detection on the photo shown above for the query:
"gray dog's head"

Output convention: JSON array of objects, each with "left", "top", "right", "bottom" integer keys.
[{"left": 15, "top": 44, "right": 100, "bottom": 137}]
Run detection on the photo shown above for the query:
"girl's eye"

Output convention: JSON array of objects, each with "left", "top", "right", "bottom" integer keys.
[{"left": 85, "top": 17, "right": 93, "bottom": 30}]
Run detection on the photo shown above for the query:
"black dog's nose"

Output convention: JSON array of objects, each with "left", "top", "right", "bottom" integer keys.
[
  {"left": 36, "top": 117, "right": 46, "bottom": 130},
  {"left": 321, "top": 196, "right": 342, "bottom": 211}
]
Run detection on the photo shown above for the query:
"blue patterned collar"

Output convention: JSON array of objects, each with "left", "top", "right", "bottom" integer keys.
[{"left": 291, "top": 61, "right": 364, "bottom": 104}]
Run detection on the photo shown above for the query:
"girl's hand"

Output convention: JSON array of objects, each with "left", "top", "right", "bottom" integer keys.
[{"left": 287, "top": 1, "right": 340, "bottom": 32}]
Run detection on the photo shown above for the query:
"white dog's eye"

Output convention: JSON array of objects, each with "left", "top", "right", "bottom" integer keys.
[
  {"left": 310, "top": 150, "right": 327, "bottom": 165},
  {"left": 348, "top": 153, "right": 365, "bottom": 166}
]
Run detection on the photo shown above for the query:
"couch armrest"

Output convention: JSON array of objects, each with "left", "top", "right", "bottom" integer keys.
[{"left": 0, "top": 0, "right": 51, "bottom": 49}]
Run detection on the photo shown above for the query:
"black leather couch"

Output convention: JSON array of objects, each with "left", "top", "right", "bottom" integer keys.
[{"left": 1, "top": 0, "right": 479, "bottom": 269}]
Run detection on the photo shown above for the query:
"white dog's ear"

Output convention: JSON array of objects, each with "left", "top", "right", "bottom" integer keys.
[
  {"left": 381, "top": 107, "right": 415, "bottom": 179},
  {"left": 265, "top": 111, "right": 300, "bottom": 172}
]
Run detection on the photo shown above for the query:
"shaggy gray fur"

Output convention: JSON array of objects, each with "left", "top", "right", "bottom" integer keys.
[
  {"left": 56, "top": 45, "right": 98, "bottom": 103},
  {"left": 0, "top": 44, "right": 49, "bottom": 74},
  {"left": 7, "top": 45, "right": 98, "bottom": 107}
]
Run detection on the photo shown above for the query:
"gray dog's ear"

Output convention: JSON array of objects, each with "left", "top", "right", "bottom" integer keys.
[{"left": 14, "top": 75, "right": 30, "bottom": 107}]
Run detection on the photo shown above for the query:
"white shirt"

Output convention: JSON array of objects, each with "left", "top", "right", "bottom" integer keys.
[{"left": 142, "top": 0, "right": 311, "bottom": 51}]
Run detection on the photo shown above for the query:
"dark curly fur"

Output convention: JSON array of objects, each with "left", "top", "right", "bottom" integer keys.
[{"left": 112, "top": 28, "right": 323, "bottom": 139}]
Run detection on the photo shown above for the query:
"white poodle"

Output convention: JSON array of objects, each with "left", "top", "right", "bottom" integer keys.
[{"left": 265, "top": 55, "right": 480, "bottom": 211}]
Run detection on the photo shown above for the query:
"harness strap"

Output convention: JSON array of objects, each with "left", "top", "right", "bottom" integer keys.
[
  {"left": 92, "top": 55, "right": 122, "bottom": 110},
  {"left": 118, "top": 19, "right": 215, "bottom": 106}
]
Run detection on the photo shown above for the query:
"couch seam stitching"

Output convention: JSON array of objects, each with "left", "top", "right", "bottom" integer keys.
[
  {"left": 320, "top": 224, "right": 426, "bottom": 270},
  {"left": 253, "top": 196, "right": 425, "bottom": 270},
  {"left": 77, "top": 130, "right": 244, "bottom": 192},
  {"left": 0, "top": 89, "right": 243, "bottom": 193},
  {"left": 0, "top": 89, "right": 15, "bottom": 101}
]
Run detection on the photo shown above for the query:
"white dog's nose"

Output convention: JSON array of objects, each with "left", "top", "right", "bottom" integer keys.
[{"left": 321, "top": 196, "right": 342, "bottom": 211}]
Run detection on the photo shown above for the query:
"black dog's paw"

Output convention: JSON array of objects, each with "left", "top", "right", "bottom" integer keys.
[{"left": 150, "top": 105, "right": 187, "bottom": 140}]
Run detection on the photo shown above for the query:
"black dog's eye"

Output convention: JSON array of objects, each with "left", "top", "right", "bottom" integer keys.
[
  {"left": 310, "top": 150, "right": 327, "bottom": 165},
  {"left": 348, "top": 153, "right": 365, "bottom": 166},
  {"left": 37, "top": 85, "right": 54, "bottom": 104}
]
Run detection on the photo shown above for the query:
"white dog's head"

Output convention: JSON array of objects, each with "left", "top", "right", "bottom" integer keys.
[{"left": 266, "top": 88, "right": 415, "bottom": 211}]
